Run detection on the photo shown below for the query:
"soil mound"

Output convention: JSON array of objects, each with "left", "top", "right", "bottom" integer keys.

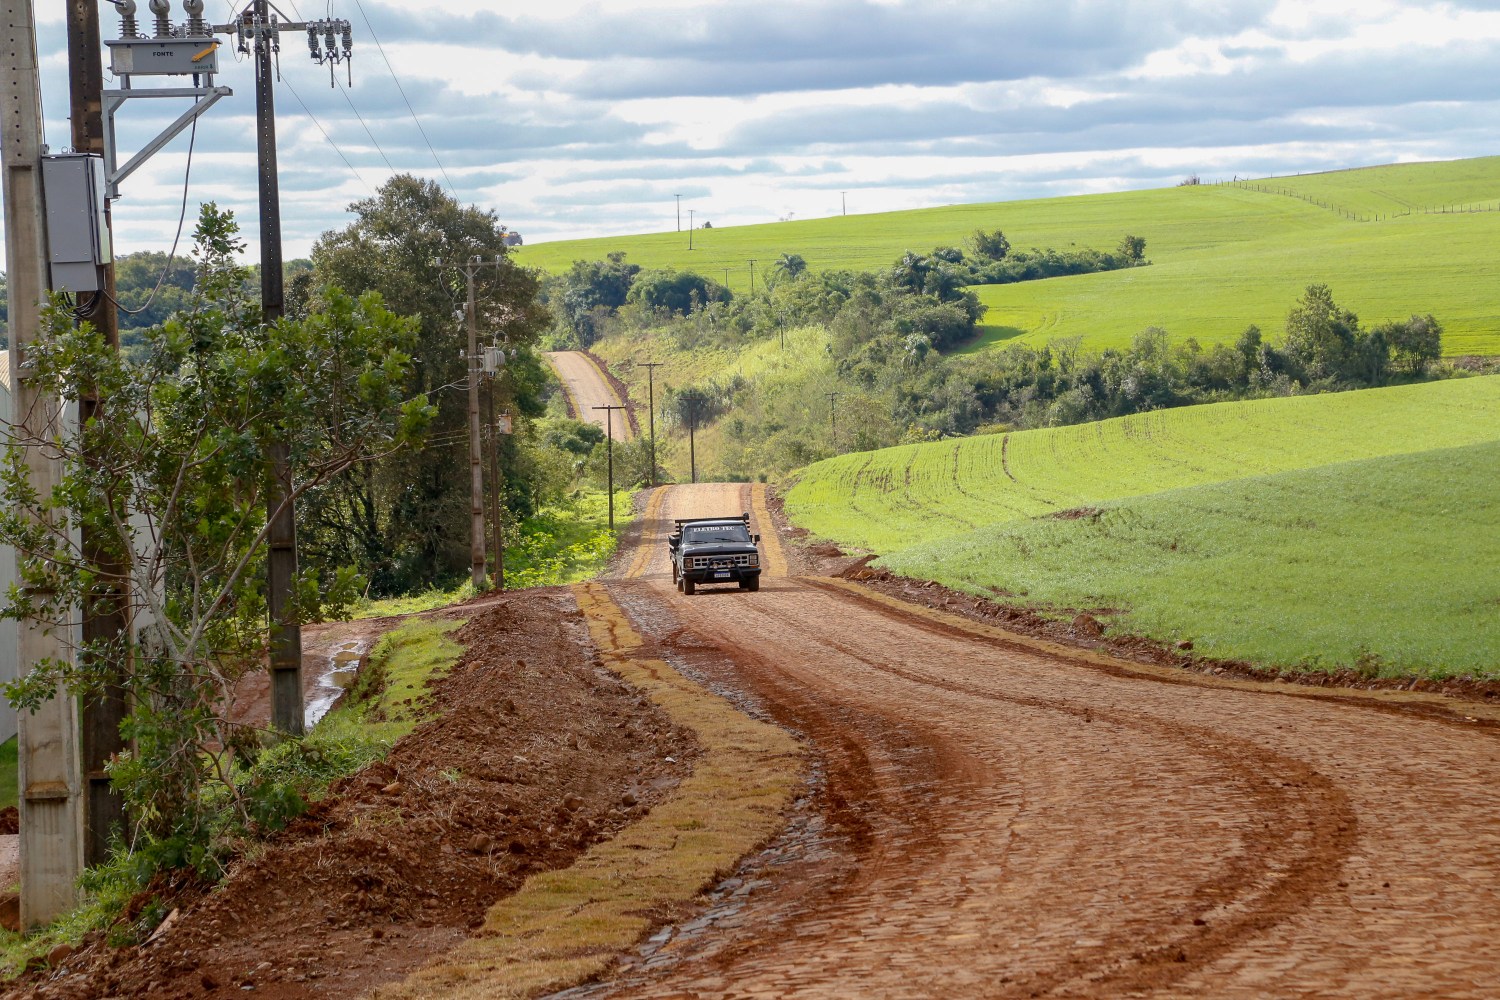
[{"left": 8, "top": 587, "right": 698, "bottom": 1000}]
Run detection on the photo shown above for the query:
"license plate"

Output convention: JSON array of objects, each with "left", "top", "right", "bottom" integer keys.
[{"left": 713, "top": 571, "right": 731, "bottom": 579}]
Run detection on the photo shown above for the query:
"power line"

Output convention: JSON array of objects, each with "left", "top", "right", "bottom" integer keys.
[
  {"left": 347, "top": 0, "right": 459, "bottom": 197},
  {"left": 278, "top": 72, "right": 376, "bottom": 194},
  {"left": 107, "top": 119, "right": 199, "bottom": 316}
]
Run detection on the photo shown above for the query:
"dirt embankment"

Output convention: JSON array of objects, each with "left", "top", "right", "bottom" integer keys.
[{"left": 10, "top": 589, "right": 699, "bottom": 1000}]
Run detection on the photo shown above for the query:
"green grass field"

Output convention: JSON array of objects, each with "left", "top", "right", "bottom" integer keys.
[
  {"left": 520, "top": 157, "right": 1500, "bottom": 356},
  {"left": 784, "top": 377, "right": 1500, "bottom": 676},
  {"left": 881, "top": 442, "right": 1500, "bottom": 677}
]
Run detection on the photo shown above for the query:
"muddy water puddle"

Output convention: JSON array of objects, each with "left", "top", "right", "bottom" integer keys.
[{"left": 305, "top": 639, "right": 366, "bottom": 728}]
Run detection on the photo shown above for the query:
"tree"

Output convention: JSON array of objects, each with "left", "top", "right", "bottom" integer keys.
[
  {"left": 1116, "top": 235, "right": 1147, "bottom": 262},
  {"left": 627, "top": 270, "right": 728, "bottom": 315},
  {"left": 556, "top": 251, "right": 640, "bottom": 345},
  {"left": 0, "top": 205, "right": 433, "bottom": 861},
  {"left": 1283, "top": 283, "right": 1361, "bottom": 381},
  {"left": 307, "top": 175, "right": 550, "bottom": 593},
  {"left": 772, "top": 253, "right": 808, "bottom": 282},
  {"left": 1381, "top": 314, "right": 1444, "bottom": 377},
  {"left": 968, "top": 229, "right": 1010, "bottom": 261}
]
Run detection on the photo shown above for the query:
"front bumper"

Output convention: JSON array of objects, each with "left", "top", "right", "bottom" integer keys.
[{"left": 683, "top": 566, "right": 761, "bottom": 585}]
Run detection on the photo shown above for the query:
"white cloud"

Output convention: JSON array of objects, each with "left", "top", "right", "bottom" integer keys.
[{"left": 1, "top": 0, "right": 1499, "bottom": 269}]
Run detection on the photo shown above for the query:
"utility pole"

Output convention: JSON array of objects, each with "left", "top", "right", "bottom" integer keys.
[
  {"left": 224, "top": 0, "right": 352, "bottom": 735},
  {"left": 593, "top": 405, "right": 625, "bottom": 529},
  {"left": 688, "top": 404, "right": 698, "bottom": 484},
  {"left": 444, "top": 255, "right": 509, "bottom": 589},
  {"left": 674, "top": 193, "right": 681, "bottom": 232},
  {"left": 688, "top": 209, "right": 695, "bottom": 250},
  {"left": 68, "top": 0, "right": 129, "bottom": 867},
  {"left": 636, "top": 362, "right": 664, "bottom": 487},
  {"left": 842, "top": 191, "right": 847, "bottom": 216},
  {"left": 748, "top": 259, "right": 757, "bottom": 294},
  {"left": 245, "top": 0, "right": 305, "bottom": 737},
  {"left": 3, "top": 0, "right": 87, "bottom": 926},
  {"left": 485, "top": 378, "right": 502, "bottom": 589},
  {"left": 826, "top": 391, "right": 842, "bottom": 448}
]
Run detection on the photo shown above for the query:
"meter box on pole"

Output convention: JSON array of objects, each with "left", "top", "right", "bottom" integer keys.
[{"left": 40, "top": 154, "right": 112, "bottom": 294}]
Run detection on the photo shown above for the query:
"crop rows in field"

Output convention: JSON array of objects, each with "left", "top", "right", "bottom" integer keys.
[
  {"left": 880, "top": 440, "right": 1500, "bottom": 677},
  {"left": 786, "top": 376, "right": 1500, "bottom": 555}
]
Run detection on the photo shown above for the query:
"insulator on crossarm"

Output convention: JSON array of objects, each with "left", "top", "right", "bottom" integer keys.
[
  {"left": 183, "top": 0, "right": 206, "bottom": 36},
  {"left": 149, "top": 0, "right": 171, "bottom": 37},
  {"left": 114, "top": 0, "right": 140, "bottom": 37},
  {"left": 307, "top": 26, "right": 320, "bottom": 62},
  {"left": 341, "top": 23, "right": 353, "bottom": 59}
]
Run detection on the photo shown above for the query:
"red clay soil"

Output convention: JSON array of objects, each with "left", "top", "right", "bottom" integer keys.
[
  {"left": 581, "top": 350, "right": 641, "bottom": 437},
  {"left": 7, "top": 587, "right": 700, "bottom": 1000}
]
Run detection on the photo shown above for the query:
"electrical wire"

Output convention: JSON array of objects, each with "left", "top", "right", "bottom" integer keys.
[
  {"left": 279, "top": 72, "right": 377, "bottom": 194},
  {"left": 106, "top": 118, "right": 198, "bottom": 317},
  {"left": 281, "top": 0, "right": 396, "bottom": 180},
  {"left": 347, "top": 0, "right": 460, "bottom": 197}
]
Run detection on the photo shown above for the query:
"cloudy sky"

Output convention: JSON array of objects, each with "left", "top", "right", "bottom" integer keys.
[{"left": 8, "top": 0, "right": 1500, "bottom": 265}]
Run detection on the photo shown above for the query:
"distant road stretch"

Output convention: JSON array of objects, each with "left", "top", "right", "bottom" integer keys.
[{"left": 546, "top": 351, "right": 633, "bottom": 441}]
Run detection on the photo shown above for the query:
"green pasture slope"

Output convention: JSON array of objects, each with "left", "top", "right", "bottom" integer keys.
[
  {"left": 785, "top": 377, "right": 1500, "bottom": 676},
  {"left": 519, "top": 157, "right": 1500, "bottom": 356}
]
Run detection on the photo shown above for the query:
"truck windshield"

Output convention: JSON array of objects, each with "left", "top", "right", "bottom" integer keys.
[{"left": 685, "top": 524, "right": 751, "bottom": 543}]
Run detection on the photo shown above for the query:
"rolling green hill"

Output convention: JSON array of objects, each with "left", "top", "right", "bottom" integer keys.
[
  {"left": 785, "top": 377, "right": 1500, "bottom": 676},
  {"left": 520, "top": 158, "right": 1500, "bottom": 356},
  {"left": 879, "top": 442, "right": 1500, "bottom": 677}
]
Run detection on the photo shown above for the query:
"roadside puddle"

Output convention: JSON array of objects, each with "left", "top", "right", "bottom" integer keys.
[{"left": 305, "top": 639, "right": 366, "bottom": 728}]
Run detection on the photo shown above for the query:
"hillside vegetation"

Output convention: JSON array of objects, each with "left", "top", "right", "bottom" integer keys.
[
  {"left": 784, "top": 377, "right": 1500, "bottom": 676},
  {"left": 520, "top": 157, "right": 1500, "bottom": 356}
]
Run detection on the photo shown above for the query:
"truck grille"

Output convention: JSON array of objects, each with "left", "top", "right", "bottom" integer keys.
[{"left": 692, "top": 554, "right": 752, "bottom": 569}]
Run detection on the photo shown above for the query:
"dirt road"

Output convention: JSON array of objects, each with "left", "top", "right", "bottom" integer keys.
[
  {"left": 547, "top": 351, "right": 633, "bottom": 440},
  {"left": 585, "top": 482, "right": 1500, "bottom": 998}
]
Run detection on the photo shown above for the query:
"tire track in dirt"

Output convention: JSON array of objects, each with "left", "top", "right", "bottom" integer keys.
[{"left": 572, "top": 484, "right": 1500, "bottom": 999}]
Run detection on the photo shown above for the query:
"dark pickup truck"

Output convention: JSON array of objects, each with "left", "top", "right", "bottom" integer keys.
[{"left": 669, "top": 513, "right": 763, "bottom": 595}]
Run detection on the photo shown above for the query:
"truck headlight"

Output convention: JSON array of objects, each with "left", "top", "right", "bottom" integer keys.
[{"left": 748, "top": 553, "right": 760, "bottom": 567}]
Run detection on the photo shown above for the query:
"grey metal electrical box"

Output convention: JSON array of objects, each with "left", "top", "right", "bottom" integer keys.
[
  {"left": 41, "top": 154, "right": 112, "bottom": 294},
  {"left": 107, "top": 37, "right": 221, "bottom": 77}
]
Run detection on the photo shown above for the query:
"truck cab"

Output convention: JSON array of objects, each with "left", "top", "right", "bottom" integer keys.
[{"left": 668, "top": 513, "right": 763, "bottom": 595}]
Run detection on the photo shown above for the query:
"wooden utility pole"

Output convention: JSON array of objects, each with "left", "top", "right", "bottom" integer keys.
[
  {"left": 593, "top": 405, "right": 626, "bottom": 529},
  {"left": 636, "top": 362, "right": 663, "bottom": 487},
  {"left": 249, "top": 0, "right": 305, "bottom": 736},
  {"left": 68, "top": 0, "right": 130, "bottom": 867},
  {"left": 3, "top": 0, "right": 87, "bottom": 925},
  {"left": 826, "top": 391, "right": 842, "bottom": 448},
  {"left": 465, "top": 266, "right": 485, "bottom": 588},
  {"left": 748, "top": 259, "right": 757, "bottom": 295},
  {"left": 485, "top": 376, "right": 504, "bottom": 590}
]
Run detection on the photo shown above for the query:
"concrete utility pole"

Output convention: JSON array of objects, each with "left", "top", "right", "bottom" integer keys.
[
  {"left": 842, "top": 191, "right": 847, "bottom": 216},
  {"left": 593, "top": 405, "right": 626, "bottom": 529},
  {"left": 635, "top": 362, "right": 664, "bottom": 487},
  {"left": 485, "top": 373, "right": 506, "bottom": 590},
  {"left": 247, "top": 0, "right": 305, "bottom": 737},
  {"left": 2, "top": 0, "right": 87, "bottom": 926},
  {"left": 68, "top": 0, "right": 130, "bottom": 868},
  {"left": 674, "top": 193, "right": 681, "bottom": 232},
  {"left": 748, "top": 259, "right": 757, "bottom": 295},
  {"left": 688, "top": 209, "right": 695, "bottom": 250},
  {"left": 446, "top": 255, "right": 509, "bottom": 589}
]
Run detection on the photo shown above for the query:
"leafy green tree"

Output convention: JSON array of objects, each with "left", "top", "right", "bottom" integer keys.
[
  {"left": 773, "top": 252, "right": 808, "bottom": 282},
  {"left": 556, "top": 252, "right": 640, "bottom": 345},
  {"left": 307, "top": 175, "right": 550, "bottom": 593},
  {"left": 1283, "top": 283, "right": 1362, "bottom": 381},
  {"left": 968, "top": 229, "right": 1011, "bottom": 261},
  {"left": 627, "top": 270, "right": 728, "bottom": 316},
  {"left": 1380, "top": 314, "right": 1444, "bottom": 376},
  {"left": 1116, "top": 235, "right": 1147, "bottom": 262},
  {"left": 0, "top": 204, "right": 433, "bottom": 861}
]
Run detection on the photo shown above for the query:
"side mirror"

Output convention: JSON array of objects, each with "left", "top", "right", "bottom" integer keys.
[{"left": 753, "top": 534, "right": 761, "bottom": 543}]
